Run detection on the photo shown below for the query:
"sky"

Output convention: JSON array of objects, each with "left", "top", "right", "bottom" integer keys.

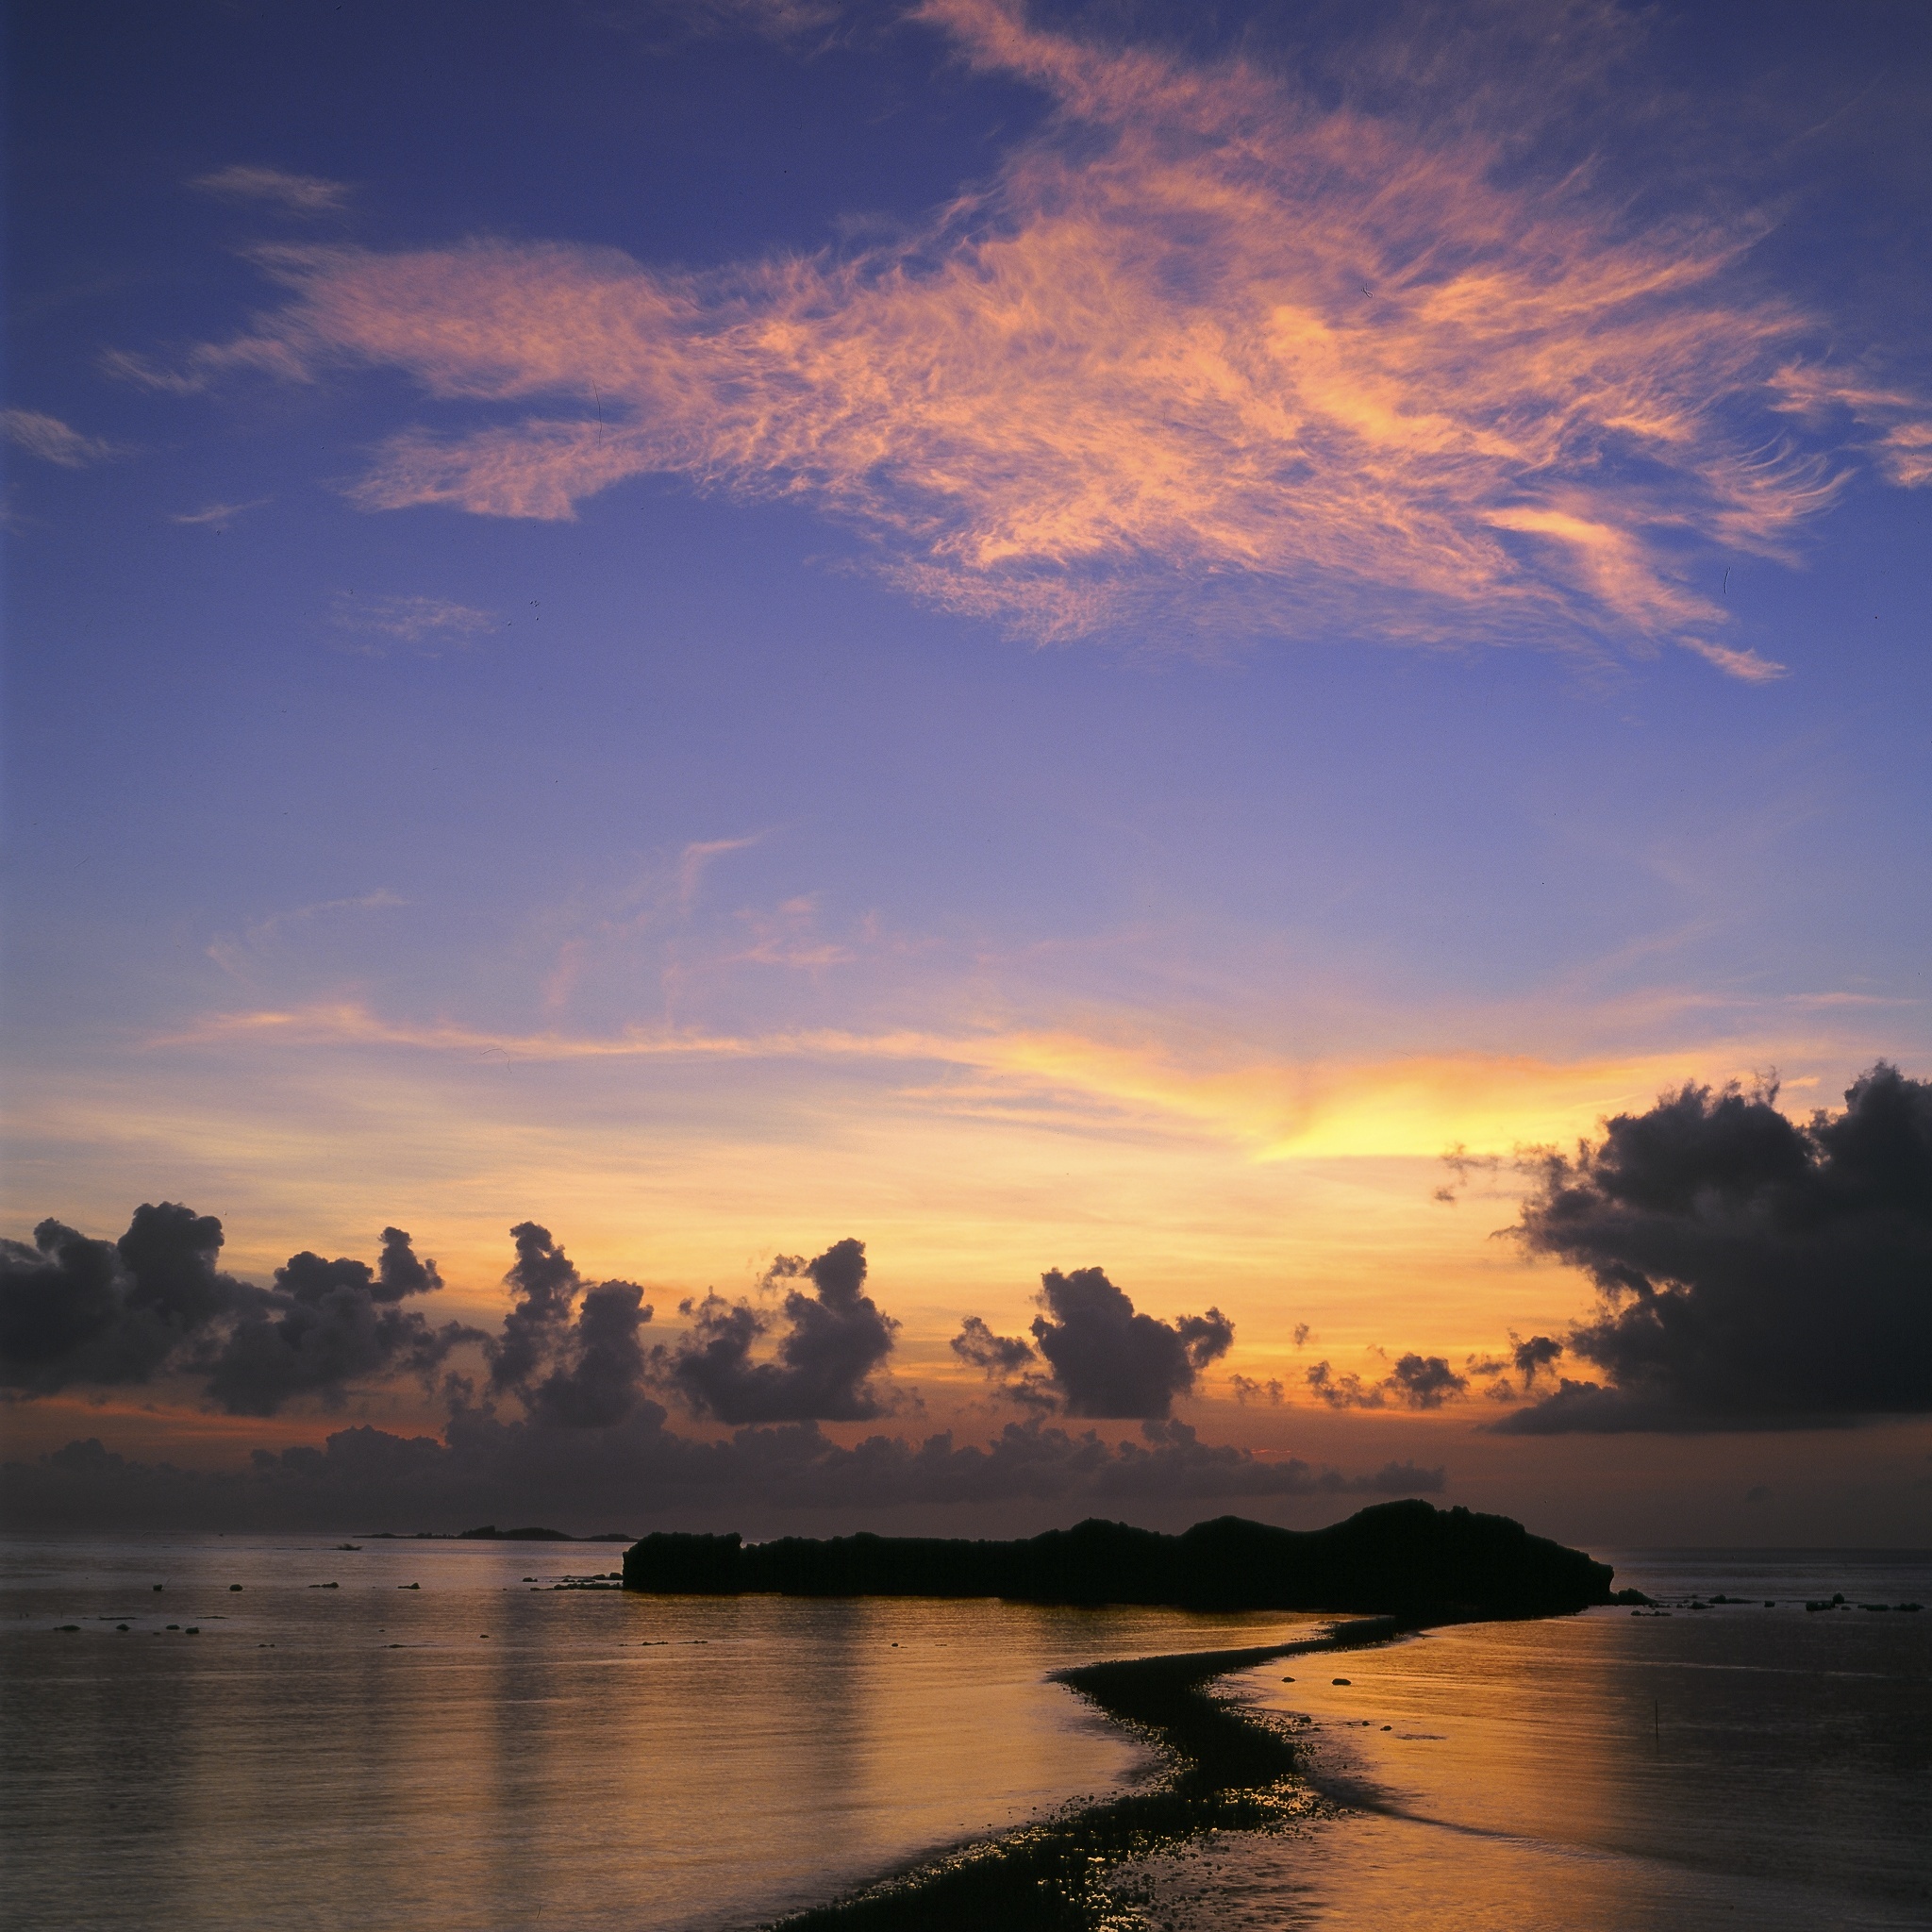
[{"left": 4, "top": 0, "right": 1929, "bottom": 1547}]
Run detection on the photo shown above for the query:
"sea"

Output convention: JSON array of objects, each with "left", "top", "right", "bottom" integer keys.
[{"left": 3, "top": 1537, "right": 1927, "bottom": 1931}]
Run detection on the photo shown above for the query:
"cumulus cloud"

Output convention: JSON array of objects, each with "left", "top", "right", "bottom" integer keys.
[
  {"left": 1498, "top": 1063, "right": 1932, "bottom": 1432},
  {"left": 191, "top": 164, "right": 351, "bottom": 213},
  {"left": 1511, "top": 1332, "right": 1564, "bottom": 1387},
  {"left": 1229, "top": 1374, "right": 1285, "bottom": 1406},
  {"left": 110, "top": 1, "right": 1915, "bottom": 668},
  {"left": 953, "top": 1267, "right": 1232, "bottom": 1418},
  {"left": 201, "top": 1229, "right": 479, "bottom": 1417},
  {"left": 0, "top": 1201, "right": 1450, "bottom": 1531},
  {"left": 1306, "top": 1361, "right": 1381, "bottom": 1409},
  {"left": 0, "top": 1410, "right": 1444, "bottom": 1535},
  {"left": 1462, "top": 1341, "right": 1557, "bottom": 1405},
  {"left": 1307, "top": 1352, "right": 1468, "bottom": 1410},
  {"left": 1, "top": 1204, "right": 255, "bottom": 1393},
  {"left": 3, "top": 408, "right": 126, "bottom": 467},
  {"left": 0, "top": 1206, "right": 475, "bottom": 1414},
  {"left": 667, "top": 1238, "right": 899, "bottom": 1423},
  {"left": 1387, "top": 1354, "right": 1469, "bottom": 1408},
  {"left": 952, "top": 1312, "right": 1041, "bottom": 1380},
  {"left": 487, "top": 1222, "right": 655, "bottom": 1428}
]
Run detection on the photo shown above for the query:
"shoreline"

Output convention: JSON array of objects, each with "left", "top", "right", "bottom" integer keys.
[{"left": 769, "top": 1614, "right": 1413, "bottom": 1931}]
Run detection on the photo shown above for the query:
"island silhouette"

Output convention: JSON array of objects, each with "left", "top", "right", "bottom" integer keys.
[{"left": 622, "top": 1498, "right": 1616, "bottom": 1621}]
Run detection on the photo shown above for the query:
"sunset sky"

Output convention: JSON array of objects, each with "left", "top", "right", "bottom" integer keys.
[{"left": 5, "top": 0, "right": 1928, "bottom": 1545}]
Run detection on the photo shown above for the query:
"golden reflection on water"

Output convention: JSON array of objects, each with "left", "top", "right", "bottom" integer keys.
[
  {"left": 1132, "top": 1591, "right": 1931, "bottom": 1931},
  {"left": 3, "top": 1535, "right": 1323, "bottom": 1931}
]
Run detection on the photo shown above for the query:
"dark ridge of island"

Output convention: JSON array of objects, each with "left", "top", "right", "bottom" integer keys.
[
  {"left": 623, "top": 1498, "right": 1616, "bottom": 1621},
  {"left": 458, "top": 1524, "right": 635, "bottom": 1542}
]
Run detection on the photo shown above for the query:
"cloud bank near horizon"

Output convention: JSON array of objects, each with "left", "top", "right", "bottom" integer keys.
[
  {"left": 1, "top": 1413, "right": 1444, "bottom": 1535},
  {"left": 7, "top": 1053, "right": 1922, "bottom": 1535},
  {"left": 116, "top": 0, "right": 1926, "bottom": 670},
  {"left": 0, "top": 1200, "right": 1444, "bottom": 1528}
]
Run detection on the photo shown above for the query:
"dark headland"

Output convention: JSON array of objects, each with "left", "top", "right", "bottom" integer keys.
[{"left": 623, "top": 1498, "right": 1617, "bottom": 1621}]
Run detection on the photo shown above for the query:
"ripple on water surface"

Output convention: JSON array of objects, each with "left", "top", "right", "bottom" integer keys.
[
  {"left": 1, "top": 1533, "right": 1324, "bottom": 1931},
  {"left": 1122, "top": 1550, "right": 1932, "bottom": 1932}
]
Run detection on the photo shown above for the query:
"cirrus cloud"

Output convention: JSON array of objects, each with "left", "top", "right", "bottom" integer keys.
[
  {"left": 3, "top": 408, "right": 128, "bottom": 468},
  {"left": 330, "top": 592, "right": 498, "bottom": 648},
  {"left": 112, "top": 1, "right": 1925, "bottom": 671},
  {"left": 191, "top": 164, "right": 351, "bottom": 214}
]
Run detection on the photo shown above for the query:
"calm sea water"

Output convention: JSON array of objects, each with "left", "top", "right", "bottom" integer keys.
[
  {"left": 0, "top": 1534, "right": 1311, "bottom": 1930},
  {"left": 1138, "top": 1552, "right": 1932, "bottom": 1931},
  {"left": 5, "top": 1539, "right": 1927, "bottom": 1930}
]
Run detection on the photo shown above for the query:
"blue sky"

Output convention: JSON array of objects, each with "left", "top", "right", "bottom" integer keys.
[{"left": 5, "top": 0, "right": 1929, "bottom": 1541}]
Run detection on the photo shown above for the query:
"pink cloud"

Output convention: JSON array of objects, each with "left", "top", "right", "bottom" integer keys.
[{"left": 126, "top": 1, "right": 1921, "bottom": 669}]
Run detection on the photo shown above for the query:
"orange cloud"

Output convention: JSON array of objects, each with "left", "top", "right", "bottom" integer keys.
[
  {"left": 122, "top": 2, "right": 1917, "bottom": 666},
  {"left": 149, "top": 998, "right": 1798, "bottom": 1161}
]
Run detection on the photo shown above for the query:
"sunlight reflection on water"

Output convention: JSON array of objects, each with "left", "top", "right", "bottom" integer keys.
[
  {"left": 1, "top": 1533, "right": 1321, "bottom": 1931},
  {"left": 1129, "top": 1552, "right": 1932, "bottom": 1931}
]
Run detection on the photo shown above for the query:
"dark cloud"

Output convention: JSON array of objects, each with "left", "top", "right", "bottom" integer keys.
[
  {"left": 0, "top": 1203, "right": 1455, "bottom": 1534},
  {"left": 201, "top": 1229, "right": 479, "bottom": 1418},
  {"left": 1229, "top": 1374, "right": 1285, "bottom": 1406},
  {"left": 1, "top": 1203, "right": 256, "bottom": 1393},
  {"left": 949, "top": 1313, "right": 1056, "bottom": 1410},
  {"left": 1490, "top": 1377, "right": 1696, "bottom": 1433},
  {"left": 0, "top": 1409, "right": 1444, "bottom": 1536},
  {"left": 375, "top": 1225, "right": 441, "bottom": 1300},
  {"left": 951, "top": 1314, "right": 1036, "bottom": 1376},
  {"left": 1306, "top": 1361, "right": 1382, "bottom": 1408},
  {"left": 1511, "top": 1333, "right": 1564, "bottom": 1387},
  {"left": 1387, "top": 1354, "right": 1468, "bottom": 1408},
  {"left": 1307, "top": 1353, "right": 1468, "bottom": 1410},
  {"left": 487, "top": 1223, "right": 655, "bottom": 1428},
  {"left": 954, "top": 1268, "right": 1234, "bottom": 1420},
  {"left": 0, "top": 1206, "right": 486, "bottom": 1415},
  {"left": 1499, "top": 1064, "right": 1932, "bottom": 1433},
  {"left": 0, "top": 1208, "right": 1450, "bottom": 1532},
  {"left": 490, "top": 1223, "right": 581, "bottom": 1395},
  {"left": 667, "top": 1238, "right": 898, "bottom": 1424},
  {"left": 1460, "top": 1336, "right": 1562, "bottom": 1407}
]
